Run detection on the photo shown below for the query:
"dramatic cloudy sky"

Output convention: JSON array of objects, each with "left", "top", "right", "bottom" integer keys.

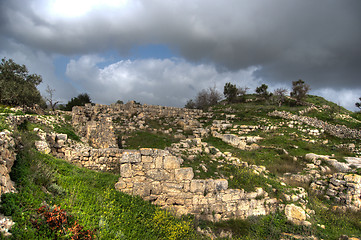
[{"left": 1, "top": 0, "right": 360, "bottom": 110}]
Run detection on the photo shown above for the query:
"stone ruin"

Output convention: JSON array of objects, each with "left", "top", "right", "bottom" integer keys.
[{"left": 4, "top": 101, "right": 361, "bottom": 226}]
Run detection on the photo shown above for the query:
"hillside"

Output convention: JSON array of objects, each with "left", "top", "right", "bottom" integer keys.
[{"left": 1, "top": 95, "right": 361, "bottom": 239}]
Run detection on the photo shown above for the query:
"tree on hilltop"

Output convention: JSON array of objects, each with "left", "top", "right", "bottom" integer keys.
[
  {"left": 356, "top": 97, "right": 361, "bottom": 110},
  {"left": 255, "top": 83, "right": 272, "bottom": 101},
  {"left": 224, "top": 82, "right": 238, "bottom": 103},
  {"left": 290, "top": 79, "right": 310, "bottom": 104},
  {"left": 0, "top": 57, "right": 43, "bottom": 107},
  {"left": 223, "top": 82, "right": 249, "bottom": 103},
  {"left": 272, "top": 88, "right": 288, "bottom": 107},
  {"left": 185, "top": 86, "right": 221, "bottom": 110},
  {"left": 61, "top": 93, "right": 92, "bottom": 111},
  {"left": 45, "top": 85, "right": 60, "bottom": 111}
]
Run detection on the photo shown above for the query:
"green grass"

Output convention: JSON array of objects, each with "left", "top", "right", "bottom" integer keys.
[
  {"left": 1, "top": 130, "right": 197, "bottom": 239},
  {"left": 197, "top": 211, "right": 313, "bottom": 239},
  {"left": 203, "top": 136, "right": 304, "bottom": 176},
  {"left": 124, "top": 130, "right": 177, "bottom": 149},
  {"left": 306, "top": 95, "right": 348, "bottom": 112},
  {"left": 0, "top": 116, "right": 9, "bottom": 131},
  {"left": 308, "top": 196, "right": 361, "bottom": 239},
  {"left": 182, "top": 153, "right": 284, "bottom": 195}
]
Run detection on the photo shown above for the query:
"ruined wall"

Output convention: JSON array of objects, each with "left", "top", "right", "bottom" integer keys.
[
  {"left": 0, "top": 130, "right": 16, "bottom": 198},
  {"left": 269, "top": 110, "right": 361, "bottom": 139},
  {"left": 114, "top": 148, "right": 278, "bottom": 222},
  {"left": 71, "top": 102, "right": 207, "bottom": 148}
]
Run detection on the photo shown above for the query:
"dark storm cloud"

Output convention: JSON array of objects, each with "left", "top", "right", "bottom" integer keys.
[
  {"left": 1, "top": 0, "right": 360, "bottom": 88},
  {"left": 1, "top": 0, "right": 360, "bottom": 109}
]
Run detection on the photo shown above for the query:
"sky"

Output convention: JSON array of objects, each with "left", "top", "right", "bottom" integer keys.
[{"left": 1, "top": 0, "right": 360, "bottom": 111}]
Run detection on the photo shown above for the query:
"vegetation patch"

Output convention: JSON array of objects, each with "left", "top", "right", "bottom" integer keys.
[
  {"left": 124, "top": 130, "right": 177, "bottom": 149},
  {"left": 1, "top": 130, "right": 197, "bottom": 239}
]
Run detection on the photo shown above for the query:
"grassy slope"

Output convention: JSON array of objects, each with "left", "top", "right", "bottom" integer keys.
[{"left": 1, "top": 130, "right": 197, "bottom": 239}]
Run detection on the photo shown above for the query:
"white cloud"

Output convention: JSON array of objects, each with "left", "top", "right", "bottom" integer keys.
[
  {"left": 0, "top": 40, "right": 77, "bottom": 104},
  {"left": 65, "top": 56, "right": 262, "bottom": 106}
]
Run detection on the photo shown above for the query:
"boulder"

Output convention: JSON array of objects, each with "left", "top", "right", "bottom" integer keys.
[{"left": 285, "top": 204, "right": 306, "bottom": 225}]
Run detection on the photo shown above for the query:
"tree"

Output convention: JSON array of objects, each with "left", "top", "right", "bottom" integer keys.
[
  {"left": 255, "top": 84, "right": 271, "bottom": 101},
  {"left": 273, "top": 88, "right": 288, "bottom": 107},
  {"left": 61, "top": 93, "right": 92, "bottom": 111},
  {"left": 207, "top": 86, "right": 221, "bottom": 106},
  {"left": 186, "top": 86, "right": 221, "bottom": 110},
  {"left": 356, "top": 97, "right": 361, "bottom": 110},
  {"left": 224, "top": 82, "right": 238, "bottom": 103},
  {"left": 115, "top": 100, "right": 124, "bottom": 105},
  {"left": 185, "top": 99, "right": 196, "bottom": 109},
  {"left": 45, "top": 85, "right": 60, "bottom": 111},
  {"left": 0, "top": 57, "right": 42, "bottom": 107},
  {"left": 290, "top": 79, "right": 310, "bottom": 104}
]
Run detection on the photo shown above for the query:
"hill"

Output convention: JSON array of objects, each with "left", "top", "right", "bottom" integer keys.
[{"left": 0, "top": 94, "right": 361, "bottom": 239}]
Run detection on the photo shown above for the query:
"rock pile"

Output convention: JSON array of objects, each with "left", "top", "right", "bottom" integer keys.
[{"left": 269, "top": 110, "right": 361, "bottom": 139}]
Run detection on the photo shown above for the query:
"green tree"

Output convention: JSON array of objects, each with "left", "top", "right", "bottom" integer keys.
[
  {"left": 255, "top": 84, "right": 271, "bottom": 101},
  {"left": 224, "top": 82, "right": 238, "bottom": 103},
  {"left": 61, "top": 93, "right": 92, "bottom": 111},
  {"left": 0, "top": 57, "right": 42, "bottom": 107},
  {"left": 290, "top": 79, "right": 310, "bottom": 104},
  {"left": 356, "top": 97, "right": 361, "bottom": 110}
]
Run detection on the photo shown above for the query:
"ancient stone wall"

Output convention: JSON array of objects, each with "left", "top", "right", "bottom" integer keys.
[
  {"left": 114, "top": 148, "right": 278, "bottom": 221},
  {"left": 71, "top": 102, "right": 207, "bottom": 148},
  {"left": 269, "top": 110, "right": 361, "bottom": 139},
  {"left": 0, "top": 130, "right": 16, "bottom": 198},
  {"left": 310, "top": 173, "right": 361, "bottom": 211},
  {"left": 42, "top": 135, "right": 278, "bottom": 222}
]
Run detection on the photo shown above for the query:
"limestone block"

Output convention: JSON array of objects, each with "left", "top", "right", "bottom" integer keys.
[
  {"left": 121, "top": 151, "right": 141, "bottom": 163},
  {"left": 133, "top": 182, "right": 151, "bottom": 197},
  {"left": 56, "top": 134, "right": 68, "bottom": 141},
  {"left": 205, "top": 179, "right": 215, "bottom": 193},
  {"left": 163, "top": 156, "right": 180, "bottom": 169},
  {"left": 285, "top": 204, "right": 306, "bottom": 225},
  {"left": 115, "top": 179, "right": 127, "bottom": 190},
  {"left": 142, "top": 156, "right": 153, "bottom": 163},
  {"left": 163, "top": 182, "right": 184, "bottom": 194},
  {"left": 132, "top": 176, "right": 147, "bottom": 183},
  {"left": 120, "top": 163, "right": 132, "bottom": 178},
  {"left": 151, "top": 181, "right": 162, "bottom": 195},
  {"left": 175, "top": 168, "right": 194, "bottom": 181},
  {"left": 344, "top": 174, "right": 361, "bottom": 184},
  {"left": 0, "top": 165, "right": 7, "bottom": 176},
  {"left": 34, "top": 141, "right": 51, "bottom": 154},
  {"left": 214, "top": 179, "right": 228, "bottom": 191},
  {"left": 140, "top": 148, "right": 153, "bottom": 156},
  {"left": 190, "top": 180, "right": 206, "bottom": 194},
  {"left": 143, "top": 162, "right": 155, "bottom": 170},
  {"left": 146, "top": 169, "right": 170, "bottom": 181},
  {"left": 155, "top": 157, "right": 163, "bottom": 168}
]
